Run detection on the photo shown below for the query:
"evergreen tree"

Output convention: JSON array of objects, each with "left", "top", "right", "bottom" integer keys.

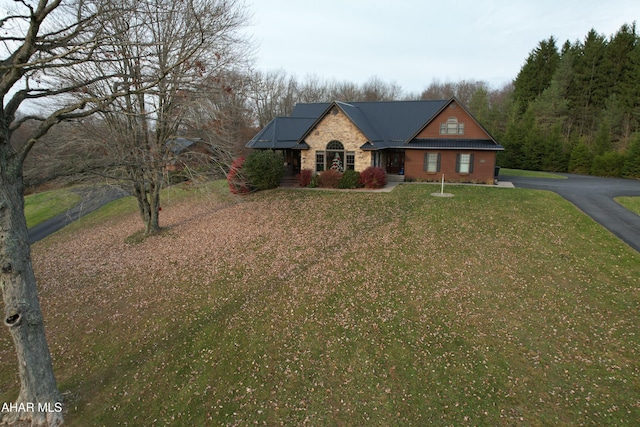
[
  {"left": 498, "top": 124, "right": 524, "bottom": 169},
  {"left": 593, "top": 120, "right": 612, "bottom": 155},
  {"left": 513, "top": 37, "right": 560, "bottom": 112},
  {"left": 591, "top": 152, "right": 626, "bottom": 177},
  {"left": 568, "top": 142, "right": 593, "bottom": 174},
  {"left": 521, "top": 114, "right": 546, "bottom": 171},
  {"left": 569, "top": 29, "right": 609, "bottom": 136},
  {"left": 543, "top": 124, "right": 569, "bottom": 172},
  {"left": 608, "top": 23, "right": 637, "bottom": 102},
  {"left": 621, "top": 31, "right": 640, "bottom": 141},
  {"left": 623, "top": 133, "right": 640, "bottom": 178}
]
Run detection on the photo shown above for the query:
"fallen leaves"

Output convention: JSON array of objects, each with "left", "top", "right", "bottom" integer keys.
[{"left": 1, "top": 184, "right": 638, "bottom": 425}]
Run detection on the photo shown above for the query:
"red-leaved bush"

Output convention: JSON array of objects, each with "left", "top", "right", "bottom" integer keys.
[
  {"left": 359, "top": 166, "right": 387, "bottom": 188},
  {"left": 297, "top": 169, "right": 313, "bottom": 187},
  {"left": 227, "top": 157, "right": 250, "bottom": 194},
  {"left": 317, "top": 169, "right": 342, "bottom": 188}
]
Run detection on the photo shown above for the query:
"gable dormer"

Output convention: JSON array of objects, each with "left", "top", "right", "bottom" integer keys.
[{"left": 414, "top": 99, "right": 495, "bottom": 141}]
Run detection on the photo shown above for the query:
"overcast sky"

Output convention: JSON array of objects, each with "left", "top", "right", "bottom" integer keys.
[{"left": 246, "top": 0, "right": 640, "bottom": 94}]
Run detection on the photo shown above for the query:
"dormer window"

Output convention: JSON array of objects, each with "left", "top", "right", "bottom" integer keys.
[{"left": 440, "top": 117, "right": 464, "bottom": 135}]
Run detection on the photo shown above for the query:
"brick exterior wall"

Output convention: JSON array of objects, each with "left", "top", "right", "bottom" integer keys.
[
  {"left": 404, "top": 100, "right": 498, "bottom": 184},
  {"left": 416, "top": 100, "right": 489, "bottom": 139},
  {"left": 300, "top": 107, "right": 371, "bottom": 172},
  {"left": 404, "top": 149, "right": 497, "bottom": 184}
]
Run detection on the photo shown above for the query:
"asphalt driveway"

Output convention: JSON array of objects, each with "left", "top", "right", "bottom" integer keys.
[
  {"left": 502, "top": 173, "right": 640, "bottom": 252},
  {"left": 28, "top": 186, "right": 128, "bottom": 244}
]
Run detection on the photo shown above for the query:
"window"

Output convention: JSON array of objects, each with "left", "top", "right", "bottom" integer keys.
[
  {"left": 320, "top": 140, "right": 351, "bottom": 172},
  {"left": 316, "top": 151, "right": 325, "bottom": 172},
  {"left": 456, "top": 153, "right": 474, "bottom": 174},
  {"left": 346, "top": 152, "right": 355, "bottom": 170},
  {"left": 424, "top": 152, "right": 441, "bottom": 173},
  {"left": 326, "top": 140, "right": 344, "bottom": 150},
  {"left": 440, "top": 117, "right": 464, "bottom": 135}
]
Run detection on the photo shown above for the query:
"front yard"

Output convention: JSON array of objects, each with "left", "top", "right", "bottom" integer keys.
[{"left": 1, "top": 182, "right": 639, "bottom": 425}]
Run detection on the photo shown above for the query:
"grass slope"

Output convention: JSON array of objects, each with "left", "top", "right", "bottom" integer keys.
[
  {"left": 499, "top": 168, "right": 567, "bottom": 179},
  {"left": 616, "top": 196, "right": 640, "bottom": 216},
  {"left": 2, "top": 183, "right": 639, "bottom": 426},
  {"left": 24, "top": 188, "right": 82, "bottom": 228}
]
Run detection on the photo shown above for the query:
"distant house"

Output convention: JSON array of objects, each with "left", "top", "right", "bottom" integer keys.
[
  {"left": 246, "top": 98, "right": 504, "bottom": 184},
  {"left": 165, "top": 137, "right": 211, "bottom": 172}
]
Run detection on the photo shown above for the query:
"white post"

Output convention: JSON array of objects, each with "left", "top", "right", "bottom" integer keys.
[{"left": 441, "top": 174, "right": 445, "bottom": 194}]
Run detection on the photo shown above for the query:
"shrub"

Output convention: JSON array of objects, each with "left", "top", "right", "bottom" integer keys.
[
  {"left": 297, "top": 169, "right": 313, "bottom": 187},
  {"left": 568, "top": 142, "right": 593, "bottom": 175},
  {"left": 227, "top": 157, "right": 249, "bottom": 194},
  {"left": 338, "top": 169, "right": 361, "bottom": 189},
  {"left": 359, "top": 166, "right": 387, "bottom": 188},
  {"left": 242, "top": 150, "right": 285, "bottom": 191},
  {"left": 591, "top": 151, "right": 626, "bottom": 177},
  {"left": 317, "top": 169, "right": 342, "bottom": 188}
]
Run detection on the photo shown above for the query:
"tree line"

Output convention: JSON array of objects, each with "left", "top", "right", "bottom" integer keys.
[{"left": 500, "top": 23, "right": 640, "bottom": 177}]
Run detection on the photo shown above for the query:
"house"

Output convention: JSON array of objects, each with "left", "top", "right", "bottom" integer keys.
[
  {"left": 165, "top": 137, "right": 211, "bottom": 172},
  {"left": 246, "top": 98, "right": 503, "bottom": 184}
]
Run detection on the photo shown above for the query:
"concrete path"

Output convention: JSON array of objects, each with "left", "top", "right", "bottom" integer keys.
[
  {"left": 502, "top": 173, "right": 640, "bottom": 252},
  {"left": 28, "top": 186, "right": 128, "bottom": 244}
]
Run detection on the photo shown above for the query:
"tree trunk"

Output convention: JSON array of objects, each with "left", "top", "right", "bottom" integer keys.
[
  {"left": 1, "top": 151, "right": 63, "bottom": 426},
  {"left": 132, "top": 177, "right": 161, "bottom": 236}
]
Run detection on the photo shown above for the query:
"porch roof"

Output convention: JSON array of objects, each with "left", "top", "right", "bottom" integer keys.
[{"left": 246, "top": 117, "right": 316, "bottom": 149}]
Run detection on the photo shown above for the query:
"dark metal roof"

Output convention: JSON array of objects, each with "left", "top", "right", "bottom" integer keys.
[
  {"left": 408, "top": 139, "right": 504, "bottom": 151},
  {"left": 291, "top": 103, "right": 330, "bottom": 118},
  {"left": 247, "top": 98, "right": 502, "bottom": 151},
  {"left": 245, "top": 117, "right": 316, "bottom": 149},
  {"left": 346, "top": 100, "right": 448, "bottom": 145},
  {"left": 167, "top": 137, "right": 201, "bottom": 154}
]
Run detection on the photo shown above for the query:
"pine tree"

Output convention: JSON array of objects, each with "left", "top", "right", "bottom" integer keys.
[
  {"left": 569, "top": 29, "right": 609, "bottom": 136},
  {"left": 593, "top": 120, "right": 612, "bottom": 156},
  {"left": 623, "top": 133, "right": 640, "bottom": 178},
  {"left": 513, "top": 37, "right": 560, "bottom": 113}
]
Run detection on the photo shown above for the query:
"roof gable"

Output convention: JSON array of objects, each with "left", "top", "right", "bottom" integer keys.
[
  {"left": 412, "top": 98, "right": 499, "bottom": 144},
  {"left": 295, "top": 100, "right": 449, "bottom": 148}
]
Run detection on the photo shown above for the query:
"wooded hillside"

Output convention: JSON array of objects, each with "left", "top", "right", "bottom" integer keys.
[{"left": 498, "top": 23, "right": 640, "bottom": 177}]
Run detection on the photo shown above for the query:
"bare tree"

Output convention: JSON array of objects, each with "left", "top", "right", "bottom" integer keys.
[
  {"left": 71, "top": 0, "right": 251, "bottom": 235},
  {"left": 420, "top": 78, "right": 489, "bottom": 105},
  {"left": 180, "top": 71, "right": 256, "bottom": 169},
  {"left": 247, "top": 69, "right": 297, "bottom": 127},
  {"left": 360, "top": 76, "right": 402, "bottom": 101},
  {"left": 0, "top": 1, "right": 129, "bottom": 425}
]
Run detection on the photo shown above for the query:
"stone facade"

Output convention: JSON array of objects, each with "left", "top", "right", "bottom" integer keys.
[{"left": 300, "top": 107, "right": 371, "bottom": 172}]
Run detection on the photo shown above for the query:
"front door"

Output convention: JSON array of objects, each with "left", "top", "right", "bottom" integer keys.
[
  {"left": 386, "top": 150, "right": 405, "bottom": 174},
  {"left": 284, "top": 149, "right": 301, "bottom": 176}
]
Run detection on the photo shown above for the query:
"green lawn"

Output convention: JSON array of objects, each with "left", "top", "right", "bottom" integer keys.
[
  {"left": 24, "top": 188, "right": 82, "bottom": 228},
  {"left": 616, "top": 196, "right": 640, "bottom": 215},
  {"left": 499, "top": 168, "right": 567, "bottom": 179},
  {"left": 2, "top": 182, "right": 639, "bottom": 426}
]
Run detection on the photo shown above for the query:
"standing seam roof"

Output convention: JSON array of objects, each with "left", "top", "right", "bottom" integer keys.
[{"left": 247, "top": 99, "right": 496, "bottom": 150}]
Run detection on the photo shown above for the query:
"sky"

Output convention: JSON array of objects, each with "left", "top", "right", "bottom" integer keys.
[{"left": 246, "top": 0, "right": 640, "bottom": 94}]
